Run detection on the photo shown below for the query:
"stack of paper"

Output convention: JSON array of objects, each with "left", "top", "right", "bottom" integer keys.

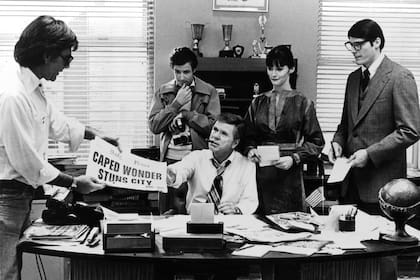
[{"left": 23, "top": 221, "right": 88, "bottom": 242}]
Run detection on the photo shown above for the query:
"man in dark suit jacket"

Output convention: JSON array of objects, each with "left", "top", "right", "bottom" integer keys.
[{"left": 329, "top": 19, "right": 420, "bottom": 280}]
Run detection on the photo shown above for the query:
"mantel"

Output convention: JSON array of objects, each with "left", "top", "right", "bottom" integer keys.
[{"left": 197, "top": 57, "right": 266, "bottom": 72}]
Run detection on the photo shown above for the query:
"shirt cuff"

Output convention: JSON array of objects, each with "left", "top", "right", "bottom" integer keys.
[{"left": 68, "top": 120, "right": 85, "bottom": 152}]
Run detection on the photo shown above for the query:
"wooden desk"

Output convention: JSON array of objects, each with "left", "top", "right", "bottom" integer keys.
[{"left": 18, "top": 225, "right": 420, "bottom": 280}]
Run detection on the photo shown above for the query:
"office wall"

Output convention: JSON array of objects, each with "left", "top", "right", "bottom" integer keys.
[{"left": 155, "top": 0, "right": 319, "bottom": 101}]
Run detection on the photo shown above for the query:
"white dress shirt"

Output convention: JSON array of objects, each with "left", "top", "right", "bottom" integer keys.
[
  {"left": 168, "top": 149, "right": 258, "bottom": 214},
  {"left": 361, "top": 52, "right": 385, "bottom": 78},
  {"left": 0, "top": 63, "right": 85, "bottom": 187}
]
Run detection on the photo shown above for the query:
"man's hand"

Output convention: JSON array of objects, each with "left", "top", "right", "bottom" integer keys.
[
  {"left": 167, "top": 166, "right": 177, "bottom": 186},
  {"left": 85, "top": 126, "right": 121, "bottom": 152},
  {"left": 102, "top": 136, "right": 120, "bottom": 151},
  {"left": 169, "top": 113, "right": 184, "bottom": 133},
  {"left": 173, "top": 84, "right": 192, "bottom": 106},
  {"left": 328, "top": 142, "right": 343, "bottom": 163},
  {"left": 218, "top": 202, "right": 238, "bottom": 214},
  {"left": 247, "top": 148, "right": 261, "bottom": 163},
  {"left": 348, "top": 149, "right": 369, "bottom": 168},
  {"left": 274, "top": 156, "right": 293, "bottom": 170},
  {"left": 74, "top": 175, "right": 105, "bottom": 194}
]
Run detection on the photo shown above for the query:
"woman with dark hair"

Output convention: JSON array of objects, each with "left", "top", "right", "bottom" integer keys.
[{"left": 243, "top": 45, "right": 324, "bottom": 214}]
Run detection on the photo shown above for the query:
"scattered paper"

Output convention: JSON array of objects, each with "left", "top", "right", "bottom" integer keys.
[
  {"left": 327, "top": 157, "right": 351, "bottom": 183},
  {"left": 270, "top": 245, "right": 318, "bottom": 256},
  {"left": 232, "top": 244, "right": 271, "bottom": 257}
]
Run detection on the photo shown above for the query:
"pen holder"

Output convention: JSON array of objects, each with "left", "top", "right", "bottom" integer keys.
[{"left": 338, "top": 215, "right": 355, "bottom": 232}]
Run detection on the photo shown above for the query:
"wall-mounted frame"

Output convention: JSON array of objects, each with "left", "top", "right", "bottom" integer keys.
[{"left": 213, "top": 0, "right": 268, "bottom": 12}]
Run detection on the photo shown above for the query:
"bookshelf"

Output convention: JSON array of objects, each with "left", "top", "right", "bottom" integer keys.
[{"left": 195, "top": 57, "right": 297, "bottom": 117}]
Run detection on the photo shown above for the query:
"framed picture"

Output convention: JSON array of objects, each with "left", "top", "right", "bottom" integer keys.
[{"left": 213, "top": 0, "right": 269, "bottom": 12}]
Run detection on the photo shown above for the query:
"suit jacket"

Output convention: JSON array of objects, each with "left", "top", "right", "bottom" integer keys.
[
  {"left": 333, "top": 56, "right": 420, "bottom": 203},
  {"left": 148, "top": 76, "right": 220, "bottom": 161}
]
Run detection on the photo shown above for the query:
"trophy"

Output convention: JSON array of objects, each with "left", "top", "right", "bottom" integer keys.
[
  {"left": 191, "top": 23, "right": 204, "bottom": 57},
  {"left": 251, "top": 15, "right": 268, "bottom": 58},
  {"left": 219, "top": 24, "right": 234, "bottom": 57}
]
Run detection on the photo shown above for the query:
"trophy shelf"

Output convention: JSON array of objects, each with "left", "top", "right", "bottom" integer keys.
[
  {"left": 197, "top": 57, "right": 267, "bottom": 72},
  {"left": 195, "top": 57, "right": 297, "bottom": 117}
]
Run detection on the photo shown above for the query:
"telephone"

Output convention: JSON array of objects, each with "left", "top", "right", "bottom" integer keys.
[{"left": 42, "top": 191, "right": 104, "bottom": 226}]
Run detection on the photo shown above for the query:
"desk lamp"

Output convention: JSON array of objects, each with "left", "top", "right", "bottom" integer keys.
[{"left": 379, "top": 178, "right": 420, "bottom": 245}]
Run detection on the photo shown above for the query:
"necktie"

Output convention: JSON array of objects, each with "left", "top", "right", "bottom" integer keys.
[
  {"left": 207, "top": 159, "right": 231, "bottom": 213},
  {"left": 359, "top": 69, "right": 370, "bottom": 110},
  {"left": 361, "top": 69, "right": 370, "bottom": 92}
]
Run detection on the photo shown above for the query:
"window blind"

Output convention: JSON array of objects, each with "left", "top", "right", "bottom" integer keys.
[
  {"left": 317, "top": 0, "right": 420, "bottom": 167},
  {"left": 0, "top": 0, "right": 155, "bottom": 163}
]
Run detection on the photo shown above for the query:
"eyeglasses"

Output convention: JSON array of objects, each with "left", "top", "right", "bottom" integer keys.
[
  {"left": 58, "top": 54, "right": 73, "bottom": 67},
  {"left": 344, "top": 40, "right": 369, "bottom": 52}
]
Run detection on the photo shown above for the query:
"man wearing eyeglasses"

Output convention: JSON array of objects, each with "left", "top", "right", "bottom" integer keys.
[
  {"left": 0, "top": 16, "right": 120, "bottom": 280},
  {"left": 329, "top": 19, "right": 420, "bottom": 280}
]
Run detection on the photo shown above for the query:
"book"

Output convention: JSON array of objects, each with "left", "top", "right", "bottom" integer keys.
[{"left": 265, "top": 212, "right": 321, "bottom": 233}]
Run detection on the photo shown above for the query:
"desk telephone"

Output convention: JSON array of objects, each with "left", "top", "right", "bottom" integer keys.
[{"left": 42, "top": 191, "right": 103, "bottom": 226}]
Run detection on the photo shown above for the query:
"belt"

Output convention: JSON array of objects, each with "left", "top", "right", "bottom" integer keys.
[{"left": 0, "top": 179, "right": 34, "bottom": 190}]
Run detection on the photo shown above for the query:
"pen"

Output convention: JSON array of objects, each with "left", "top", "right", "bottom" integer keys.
[
  {"left": 331, "top": 141, "right": 337, "bottom": 160},
  {"left": 86, "top": 227, "right": 99, "bottom": 244},
  {"left": 235, "top": 244, "right": 254, "bottom": 252},
  {"left": 80, "top": 227, "right": 93, "bottom": 244},
  {"left": 75, "top": 225, "right": 89, "bottom": 240}
]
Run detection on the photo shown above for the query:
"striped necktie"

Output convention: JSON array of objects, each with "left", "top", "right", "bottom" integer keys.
[{"left": 207, "top": 158, "right": 231, "bottom": 213}]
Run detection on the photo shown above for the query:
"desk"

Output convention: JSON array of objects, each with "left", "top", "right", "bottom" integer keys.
[{"left": 19, "top": 225, "right": 420, "bottom": 280}]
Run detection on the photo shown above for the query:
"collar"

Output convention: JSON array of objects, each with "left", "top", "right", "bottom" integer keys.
[
  {"left": 210, "top": 150, "right": 236, "bottom": 166},
  {"left": 160, "top": 76, "right": 212, "bottom": 96},
  {"left": 175, "top": 78, "right": 196, "bottom": 88},
  {"left": 362, "top": 52, "right": 385, "bottom": 78},
  {"left": 18, "top": 64, "right": 43, "bottom": 96}
]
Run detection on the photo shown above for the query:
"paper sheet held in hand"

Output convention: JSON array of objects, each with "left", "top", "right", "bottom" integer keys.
[
  {"left": 257, "top": 145, "right": 280, "bottom": 167},
  {"left": 327, "top": 157, "right": 351, "bottom": 184}
]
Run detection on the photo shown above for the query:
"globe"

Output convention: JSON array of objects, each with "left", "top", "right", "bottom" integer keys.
[{"left": 379, "top": 178, "right": 420, "bottom": 245}]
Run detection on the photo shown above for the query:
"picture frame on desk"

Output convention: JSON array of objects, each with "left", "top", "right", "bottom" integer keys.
[{"left": 213, "top": 0, "right": 268, "bottom": 12}]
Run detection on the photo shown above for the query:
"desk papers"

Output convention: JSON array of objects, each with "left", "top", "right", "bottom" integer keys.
[
  {"left": 266, "top": 212, "right": 320, "bottom": 233},
  {"left": 327, "top": 157, "right": 351, "bottom": 183},
  {"left": 232, "top": 244, "right": 272, "bottom": 257},
  {"left": 22, "top": 220, "right": 89, "bottom": 246},
  {"left": 222, "top": 215, "right": 311, "bottom": 243}
]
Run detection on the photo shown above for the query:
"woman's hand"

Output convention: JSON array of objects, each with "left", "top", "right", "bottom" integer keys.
[
  {"left": 274, "top": 156, "right": 293, "bottom": 170},
  {"left": 247, "top": 148, "right": 261, "bottom": 163}
]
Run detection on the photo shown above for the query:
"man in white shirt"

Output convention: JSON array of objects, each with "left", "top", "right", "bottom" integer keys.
[
  {"left": 167, "top": 113, "right": 258, "bottom": 215},
  {"left": 0, "top": 15, "right": 119, "bottom": 280}
]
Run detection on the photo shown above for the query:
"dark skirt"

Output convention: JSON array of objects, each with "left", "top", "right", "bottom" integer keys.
[{"left": 256, "top": 165, "right": 305, "bottom": 215}]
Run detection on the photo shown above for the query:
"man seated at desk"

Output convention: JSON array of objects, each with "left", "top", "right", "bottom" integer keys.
[{"left": 167, "top": 113, "right": 258, "bottom": 214}]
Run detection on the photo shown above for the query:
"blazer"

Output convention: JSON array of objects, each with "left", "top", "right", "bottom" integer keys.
[
  {"left": 148, "top": 76, "right": 220, "bottom": 161},
  {"left": 333, "top": 56, "right": 420, "bottom": 203}
]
